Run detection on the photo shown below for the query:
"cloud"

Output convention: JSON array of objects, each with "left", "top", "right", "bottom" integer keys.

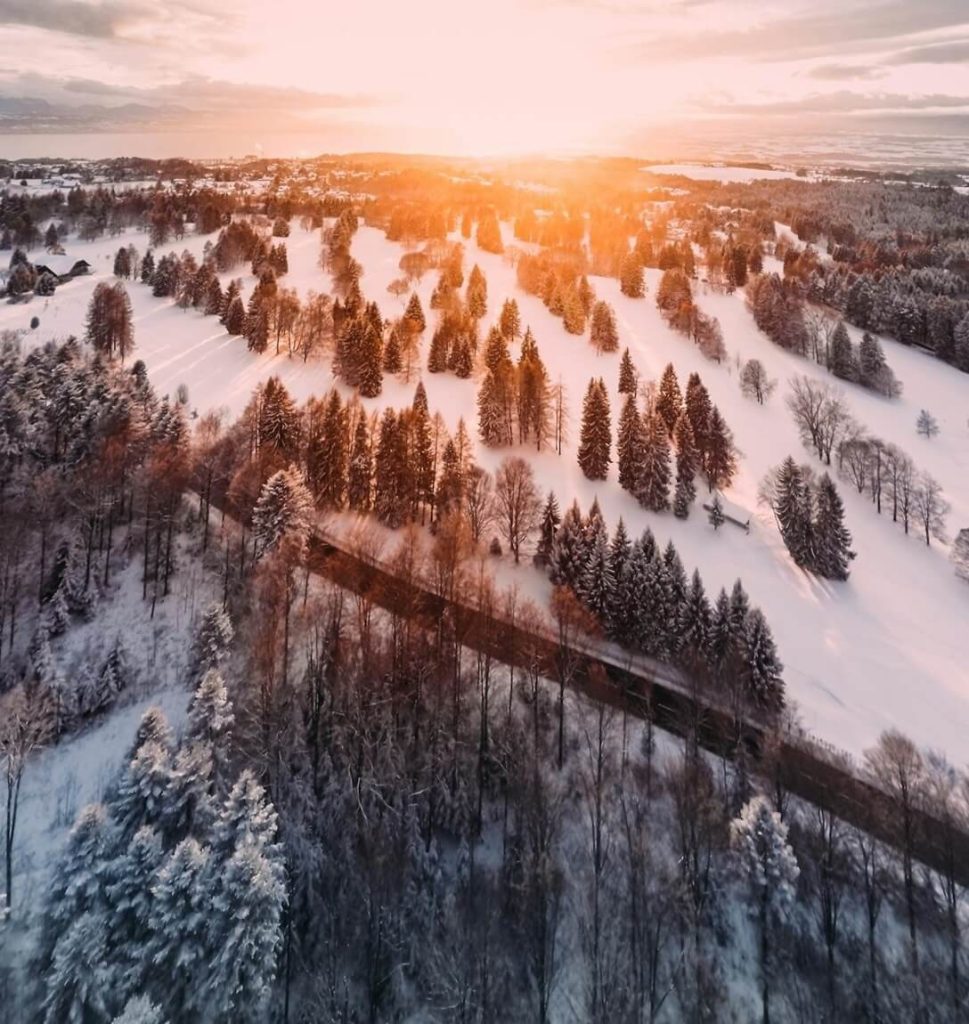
[
  {"left": 808, "top": 63, "right": 886, "bottom": 81},
  {"left": 0, "top": 73, "right": 385, "bottom": 132},
  {"left": 619, "top": 0, "right": 969, "bottom": 63},
  {"left": 0, "top": 0, "right": 143, "bottom": 38},
  {"left": 703, "top": 90, "right": 969, "bottom": 117},
  {"left": 883, "top": 38, "right": 969, "bottom": 65}
]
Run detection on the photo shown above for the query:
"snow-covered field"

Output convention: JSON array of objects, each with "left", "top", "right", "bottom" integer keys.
[
  {"left": 6, "top": 216, "right": 968, "bottom": 765},
  {"left": 643, "top": 163, "right": 807, "bottom": 183}
]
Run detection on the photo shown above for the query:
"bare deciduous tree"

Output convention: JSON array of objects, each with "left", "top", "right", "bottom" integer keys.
[{"left": 493, "top": 456, "right": 541, "bottom": 564}]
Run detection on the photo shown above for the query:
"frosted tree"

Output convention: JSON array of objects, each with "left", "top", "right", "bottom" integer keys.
[
  {"left": 636, "top": 411, "right": 671, "bottom": 512},
  {"left": 673, "top": 413, "right": 698, "bottom": 519},
  {"left": 740, "top": 359, "right": 776, "bottom": 404},
  {"left": 813, "top": 474, "right": 854, "bottom": 580},
  {"left": 916, "top": 409, "right": 939, "bottom": 440},
  {"left": 82, "top": 637, "right": 130, "bottom": 716},
  {"left": 549, "top": 501, "right": 587, "bottom": 589},
  {"left": 111, "top": 740, "right": 173, "bottom": 841},
  {"left": 731, "top": 795, "right": 799, "bottom": 1024},
  {"left": 535, "top": 491, "right": 561, "bottom": 568},
  {"left": 186, "top": 669, "right": 234, "bottom": 792},
  {"left": 617, "top": 394, "right": 645, "bottom": 495},
  {"left": 210, "top": 770, "right": 279, "bottom": 862},
  {"left": 112, "top": 995, "right": 168, "bottom": 1024},
  {"left": 952, "top": 528, "right": 969, "bottom": 583},
  {"left": 742, "top": 610, "right": 784, "bottom": 711},
  {"left": 619, "top": 251, "right": 645, "bottom": 298},
  {"left": 655, "top": 363, "right": 683, "bottom": 436},
  {"left": 146, "top": 838, "right": 214, "bottom": 1021},
  {"left": 589, "top": 300, "right": 618, "bottom": 353},
  {"left": 577, "top": 378, "right": 612, "bottom": 480},
  {"left": 618, "top": 347, "right": 637, "bottom": 394},
  {"left": 104, "top": 826, "right": 164, "bottom": 1001},
  {"left": 43, "top": 912, "right": 112, "bottom": 1024},
  {"left": 251, "top": 466, "right": 313, "bottom": 559},
  {"left": 203, "top": 838, "right": 286, "bottom": 1023},
  {"left": 189, "top": 604, "right": 234, "bottom": 681}
]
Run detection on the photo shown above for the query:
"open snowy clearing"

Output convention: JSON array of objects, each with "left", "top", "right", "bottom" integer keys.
[{"left": 7, "top": 216, "right": 969, "bottom": 765}]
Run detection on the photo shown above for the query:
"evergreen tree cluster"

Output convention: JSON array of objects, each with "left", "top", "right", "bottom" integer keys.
[
  {"left": 477, "top": 327, "right": 553, "bottom": 449},
  {"left": 761, "top": 458, "right": 856, "bottom": 579},
  {"left": 543, "top": 495, "right": 784, "bottom": 709},
  {"left": 617, "top": 367, "right": 737, "bottom": 514},
  {"left": 39, "top": 673, "right": 287, "bottom": 1024},
  {"left": 516, "top": 249, "right": 595, "bottom": 336}
]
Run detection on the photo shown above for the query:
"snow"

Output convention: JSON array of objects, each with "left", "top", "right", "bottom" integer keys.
[
  {"left": 7, "top": 215, "right": 969, "bottom": 765},
  {"left": 643, "top": 164, "right": 808, "bottom": 183}
]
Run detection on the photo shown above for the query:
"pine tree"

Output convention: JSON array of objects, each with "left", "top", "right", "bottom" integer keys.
[
  {"left": 813, "top": 473, "right": 854, "bottom": 580},
  {"left": 579, "top": 526, "right": 613, "bottom": 621},
  {"left": 251, "top": 467, "right": 313, "bottom": 559},
  {"left": 829, "top": 322, "right": 855, "bottom": 380},
  {"left": 685, "top": 373, "right": 712, "bottom": 462},
  {"left": 146, "top": 838, "right": 214, "bottom": 1021},
  {"left": 605, "top": 520, "right": 631, "bottom": 639},
  {"left": 466, "top": 264, "right": 487, "bottom": 319},
  {"left": 499, "top": 298, "right": 521, "bottom": 339},
  {"left": 680, "top": 569, "right": 712, "bottom": 661},
  {"left": 704, "top": 406, "right": 737, "bottom": 491},
  {"left": 673, "top": 413, "right": 698, "bottom": 519},
  {"left": 619, "top": 251, "right": 645, "bottom": 298},
  {"left": 617, "top": 394, "right": 645, "bottom": 495},
  {"left": 562, "top": 287, "right": 586, "bottom": 335},
  {"left": 770, "top": 457, "right": 815, "bottom": 569},
  {"left": 383, "top": 321, "right": 403, "bottom": 374},
  {"left": 577, "top": 378, "right": 611, "bottom": 480},
  {"left": 427, "top": 324, "right": 451, "bottom": 372},
  {"left": 43, "top": 912, "right": 112, "bottom": 1024},
  {"left": 618, "top": 348, "right": 637, "bottom": 394},
  {"left": 484, "top": 325, "right": 510, "bottom": 374},
  {"left": 655, "top": 363, "right": 683, "bottom": 436},
  {"left": 477, "top": 370, "right": 511, "bottom": 447},
  {"left": 211, "top": 771, "right": 280, "bottom": 862},
  {"left": 112, "top": 742, "right": 173, "bottom": 841},
  {"left": 707, "top": 587, "right": 733, "bottom": 669},
  {"left": 742, "top": 609, "right": 784, "bottom": 710},
  {"left": 204, "top": 838, "right": 286, "bottom": 1023},
  {"left": 357, "top": 323, "right": 383, "bottom": 397},
  {"left": 590, "top": 301, "right": 619, "bottom": 354},
  {"left": 188, "top": 604, "right": 233, "bottom": 683},
  {"left": 347, "top": 416, "right": 373, "bottom": 513},
  {"left": 186, "top": 669, "right": 234, "bottom": 790},
  {"left": 112, "top": 995, "right": 167, "bottom": 1024},
  {"left": 548, "top": 501, "right": 586, "bottom": 589},
  {"left": 404, "top": 292, "right": 426, "bottom": 334},
  {"left": 731, "top": 795, "right": 799, "bottom": 1024},
  {"left": 225, "top": 296, "right": 245, "bottom": 336},
  {"left": 450, "top": 335, "right": 473, "bottom": 378},
  {"left": 535, "top": 491, "right": 561, "bottom": 567},
  {"left": 637, "top": 410, "right": 671, "bottom": 512}
]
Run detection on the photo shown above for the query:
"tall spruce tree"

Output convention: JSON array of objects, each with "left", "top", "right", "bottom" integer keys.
[
  {"left": 637, "top": 409, "right": 671, "bottom": 512},
  {"left": 617, "top": 394, "right": 645, "bottom": 494},
  {"left": 577, "top": 378, "right": 612, "bottom": 480},
  {"left": 655, "top": 363, "right": 683, "bottom": 436},
  {"left": 618, "top": 348, "right": 637, "bottom": 395},
  {"left": 673, "top": 412, "right": 698, "bottom": 519},
  {"left": 813, "top": 472, "right": 855, "bottom": 580}
]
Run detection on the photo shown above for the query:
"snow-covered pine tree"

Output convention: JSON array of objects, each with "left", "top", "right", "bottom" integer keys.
[
  {"left": 730, "top": 795, "right": 799, "bottom": 1024},
  {"left": 655, "top": 363, "right": 683, "bottom": 436},
  {"left": 741, "top": 609, "right": 784, "bottom": 710},
  {"left": 210, "top": 770, "right": 280, "bottom": 863},
  {"left": 499, "top": 297, "right": 521, "bottom": 339},
  {"left": 535, "top": 491, "right": 561, "bottom": 567},
  {"left": 813, "top": 473, "right": 854, "bottom": 580},
  {"left": 103, "top": 826, "right": 164, "bottom": 1002},
  {"left": 704, "top": 406, "right": 737, "bottom": 491},
  {"left": 577, "top": 378, "right": 612, "bottom": 480},
  {"left": 589, "top": 300, "right": 619, "bottom": 354},
  {"left": 251, "top": 466, "right": 313, "bottom": 559},
  {"left": 347, "top": 415, "right": 373, "bottom": 513},
  {"left": 43, "top": 912, "right": 112, "bottom": 1024},
  {"left": 617, "top": 393, "right": 645, "bottom": 495},
  {"left": 673, "top": 412, "right": 698, "bottom": 519},
  {"left": 684, "top": 372, "right": 712, "bottom": 463},
  {"left": 828, "top": 321, "right": 856, "bottom": 380},
  {"left": 111, "top": 995, "right": 168, "bottom": 1024},
  {"left": 82, "top": 637, "right": 130, "bottom": 716},
  {"left": 680, "top": 569, "right": 712, "bottom": 662},
  {"left": 769, "top": 457, "right": 815, "bottom": 569},
  {"left": 548, "top": 501, "right": 587, "bottom": 590},
  {"left": 145, "top": 838, "right": 214, "bottom": 1021},
  {"left": 618, "top": 347, "right": 637, "bottom": 395},
  {"left": 636, "top": 410, "right": 671, "bottom": 512},
  {"left": 203, "top": 837, "right": 286, "bottom": 1023},
  {"left": 185, "top": 669, "right": 234, "bottom": 794},
  {"left": 619, "top": 251, "right": 645, "bottom": 298},
  {"left": 111, "top": 741, "right": 174, "bottom": 842},
  {"left": 190, "top": 604, "right": 234, "bottom": 681}
]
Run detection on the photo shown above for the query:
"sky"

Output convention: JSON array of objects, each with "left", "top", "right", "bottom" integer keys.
[{"left": 1, "top": 0, "right": 968, "bottom": 158}]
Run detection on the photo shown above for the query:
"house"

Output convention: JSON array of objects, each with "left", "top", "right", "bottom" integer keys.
[{"left": 31, "top": 255, "right": 91, "bottom": 281}]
